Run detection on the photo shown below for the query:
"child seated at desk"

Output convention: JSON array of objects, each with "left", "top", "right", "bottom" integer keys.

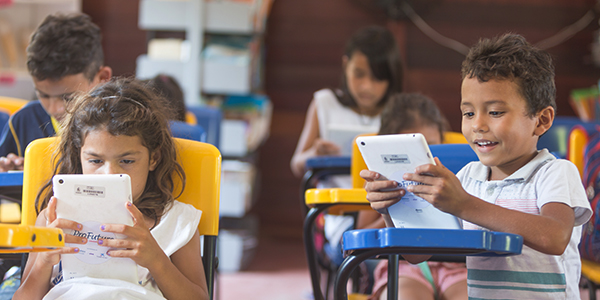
[
  {"left": 357, "top": 93, "right": 468, "bottom": 300},
  {"left": 361, "top": 33, "right": 592, "bottom": 299},
  {"left": 0, "top": 13, "right": 111, "bottom": 172},
  {"left": 14, "top": 78, "right": 208, "bottom": 300}
]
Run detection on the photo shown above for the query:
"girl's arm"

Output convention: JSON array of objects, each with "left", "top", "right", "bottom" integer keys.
[
  {"left": 405, "top": 158, "right": 575, "bottom": 255},
  {"left": 100, "top": 203, "right": 208, "bottom": 300},
  {"left": 290, "top": 99, "right": 341, "bottom": 177},
  {"left": 14, "top": 197, "right": 84, "bottom": 300}
]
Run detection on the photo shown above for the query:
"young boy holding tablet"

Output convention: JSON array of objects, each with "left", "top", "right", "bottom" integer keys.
[{"left": 361, "top": 33, "right": 592, "bottom": 299}]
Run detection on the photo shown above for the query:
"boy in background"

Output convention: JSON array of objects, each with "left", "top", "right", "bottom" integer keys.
[
  {"left": 0, "top": 12, "right": 112, "bottom": 172},
  {"left": 361, "top": 33, "right": 592, "bottom": 299}
]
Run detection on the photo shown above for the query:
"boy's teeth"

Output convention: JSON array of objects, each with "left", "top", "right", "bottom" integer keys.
[{"left": 478, "top": 141, "right": 493, "bottom": 146}]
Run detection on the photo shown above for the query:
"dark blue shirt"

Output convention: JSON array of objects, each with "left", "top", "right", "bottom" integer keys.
[{"left": 0, "top": 101, "right": 55, "bottom": 157}]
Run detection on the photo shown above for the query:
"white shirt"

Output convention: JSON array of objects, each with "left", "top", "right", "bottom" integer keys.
[
  {"left": 457, "top": 149, "right": 592, "bottom": 299},
  {"left": 45, "top": 201, "right": 202, "bottom": 300}
]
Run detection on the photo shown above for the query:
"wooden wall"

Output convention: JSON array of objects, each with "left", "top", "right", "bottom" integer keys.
[{"left": 83, "top": 0, "right": 600, "bottom": 237}]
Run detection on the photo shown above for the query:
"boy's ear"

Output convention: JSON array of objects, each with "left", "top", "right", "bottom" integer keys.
[
  {"left": 96, "top": 66, "right": 112, "bottom": 83},
  {"left": 533, "top": 106, "right": 555, "bottom": 137},
  {"left": 149, "top": 150, "right": 161, "bottom": 172}
]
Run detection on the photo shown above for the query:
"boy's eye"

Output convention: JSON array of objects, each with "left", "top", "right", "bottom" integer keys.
[
  {"left": 462, "top": 112, "right": 474, "bottom": 117},
  {"left": 88, "top": 159, "right": 103, "bottom": 164},
  {"left": 353, "top": 70, "right": 366, "bottom": 78},
  {"left": 121, "top": 159, "right": 135, "bottom": 164},
  {"left": 62, "top": 93, "right": 75, "bottom": 102},
  {"left": 489, "top": 111, "right": 504, "bottom": 116}
]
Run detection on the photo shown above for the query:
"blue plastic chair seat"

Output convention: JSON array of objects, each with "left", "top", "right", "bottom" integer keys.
[{"left": 170, "top": 121, "right": 206, "bottom": 142}]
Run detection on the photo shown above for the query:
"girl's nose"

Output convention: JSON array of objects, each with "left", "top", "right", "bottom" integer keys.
[{"left": 102, "top": 163, "right": 120, "bottom": 175}]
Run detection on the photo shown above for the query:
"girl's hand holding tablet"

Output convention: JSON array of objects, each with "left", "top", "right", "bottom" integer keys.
[{"left": 98, "top": 202, "right": 166, "bottom": 270}]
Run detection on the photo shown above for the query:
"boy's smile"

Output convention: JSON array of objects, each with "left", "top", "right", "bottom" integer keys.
[{"left": 460, "top": 77, "right": 552, "bottom": 180}]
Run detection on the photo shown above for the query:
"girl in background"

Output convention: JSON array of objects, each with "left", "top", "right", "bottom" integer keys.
[{"left": 290, "top": 25, "right": 404, "bottom": 177}]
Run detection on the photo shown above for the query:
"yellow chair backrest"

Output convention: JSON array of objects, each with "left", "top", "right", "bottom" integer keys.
[
  {"left": 567, "top": 127, "right": 589, "bottom": 178},
  {"left": 22, "top": 137, "right": 221, "bottom": 237},
  {"left": 185, "top": 111, "right": 198, "bottom": 125},
  {"left": 0, "top": 96, "right": 29, "bottom": 115},
  {"left": 350, "top": 131, "right": 467, "bottom": 189}
]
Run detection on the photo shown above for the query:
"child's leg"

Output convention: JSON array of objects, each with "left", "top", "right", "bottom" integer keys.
[
  {"left": 433, "top": 262, "right": 468, "bottom": 300},
  {"left": 371, "top": 261, "right": 435, "bottom": 300},
  {"left": 378, "top": 278, "right": 434, "bottom": 300},
  {"left": 438, "top": 280, "right": 467, "bottom": 300}
]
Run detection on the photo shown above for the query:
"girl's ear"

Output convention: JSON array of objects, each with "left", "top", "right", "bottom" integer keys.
[
  {"left": 342, "top": 55, "right": 349, "bottom": 69},
  {"left": 533, "top": 106, "right": 555, "bottom": 137},
  {"left": 149, "top": 150, "right": 161, "bottom": 171}
]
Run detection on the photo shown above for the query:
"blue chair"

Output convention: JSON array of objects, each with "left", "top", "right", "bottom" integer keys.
[
  {"left": 187, "top": 106, "right": 222, "bottom": 148},
  {"left": 539, "top": 116, "right": 599, "bottom": 158},
  {"left": 170, "top": 120, "right": 206, "bottom": 142},
  {"left": 0, "top": 111, "right": 8, "bottom": 134}
]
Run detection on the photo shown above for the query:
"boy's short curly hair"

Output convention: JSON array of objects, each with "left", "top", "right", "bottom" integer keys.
[
  {"left": 27, "top": 13, "right": 103, "bottom": 82},
  {"left": 461, "top": 33, "right": 556, "bottom": 116}
]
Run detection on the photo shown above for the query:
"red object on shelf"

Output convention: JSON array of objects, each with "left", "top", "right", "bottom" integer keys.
[
  {"left": 0, "top": 0, "right": 14, "bottom": 8},
  {"left": 0, "top": 73, "right": 16, "bottom": 85}
]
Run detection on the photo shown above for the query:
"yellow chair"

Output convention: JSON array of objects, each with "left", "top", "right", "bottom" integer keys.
[
  {"left": 567, "top": 127, "right": 600, "bottom": 300},
  {"left": 0, "top": 96, "right": 29, "bottom": 115},
  {"left": 304, "top": 132, "right": 469, "bottom": 300},
  {"left": 185, "top": 111, "right": 198, "bottom": 125},
  {"left": 1, "top": 137, "right": 222, "bottom": 299}
]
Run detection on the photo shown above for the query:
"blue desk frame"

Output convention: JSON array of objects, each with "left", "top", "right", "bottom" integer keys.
[
  {"left": 0, "top": 171, "right": 24, "bottom": 201},
  {"left": 335, "top": 228, "right": 523, "bottom": 300}
]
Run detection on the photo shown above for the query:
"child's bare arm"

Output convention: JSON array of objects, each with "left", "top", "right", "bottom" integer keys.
[
  {"left": 290, "top": 100, "right": 341, "bottom": 177},
  {"left": 405, "top": 158, "right": 575, "bottom": 255},
  {"left": 14, "top": 198, "right": 84, "bottom": 300},
  {"left": 99, "top": 203, "right": 208, "bottom": 300}
]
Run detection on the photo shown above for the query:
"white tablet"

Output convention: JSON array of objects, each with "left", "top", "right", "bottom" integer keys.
[
  {"left": 327, "top": 124, "right": 375, "bottom": 156},
  {"left": 356, "top": 134, "right": 463, "bottom": 230},
  {"left": 53, "top": 174, "right": 138, "bottom": 283}
]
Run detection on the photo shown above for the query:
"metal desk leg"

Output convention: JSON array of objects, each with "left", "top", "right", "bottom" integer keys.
[
  {"left": 387, "top": 254, "right": 399, "bottom": 300},
  {"left": 304, "top": 205, "right": 333, "bottom": 300},
  {"left": 334, "top": 249, "right": 381, "bottom": 300}
]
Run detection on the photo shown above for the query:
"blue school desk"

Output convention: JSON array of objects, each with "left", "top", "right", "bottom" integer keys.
[
  {"left": 335, "top": 228, "right": 523, "bottom": 300},
  {"left": 0, "top": 171, "right": 65, "bottom": 253},
  {"left": 0, "top": 171, "right": 23, "bottom": 194}
]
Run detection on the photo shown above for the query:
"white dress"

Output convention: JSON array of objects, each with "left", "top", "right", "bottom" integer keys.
[
  {"left": 43, "top": 201, "right": 202, "bottom": 300},
  {"left": 314, "top": 89, "right": 382, "bottom": 252},
  {"left": 315, "top": 88, "right": 380, "bottom": 157}
]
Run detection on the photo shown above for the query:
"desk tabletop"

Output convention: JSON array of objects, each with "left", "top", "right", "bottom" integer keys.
[
  {"left": 343, "top": 228, "right": 523, "bottom": 256},
  {"left": 0, "top": 171, "right": 23, "bottom": 187}
]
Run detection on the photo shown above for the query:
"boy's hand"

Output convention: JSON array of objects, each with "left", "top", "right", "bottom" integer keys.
[
  {"left": 360, "top": 169, "right": 406, "bottom": 214},
  {"left": 98, "top": 202, "right": 166, "bottom": 270},
  {"left": 313, "top": 139, "right": 341, "bottom": 156},
  {"left": 402, "top": 157, "right": 470, "bottom": 216},
  {"left": 0, "top": 153, "right": 24, "bottom": 172}
]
